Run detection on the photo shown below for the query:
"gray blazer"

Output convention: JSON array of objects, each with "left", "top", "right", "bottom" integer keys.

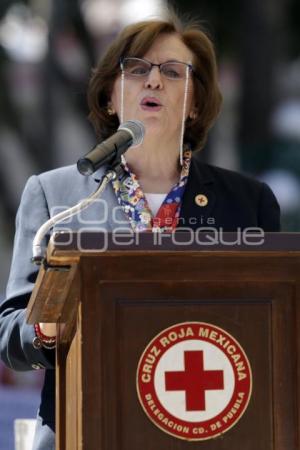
[
  {"left": 0, "top": 164, "right": 124, "bottom": 449},
  {"left": 0, "top": 156, "right": 280, "bottom": 449}
]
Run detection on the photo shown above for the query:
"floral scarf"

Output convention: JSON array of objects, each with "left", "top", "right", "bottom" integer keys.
[{"left": 112, "top": 149, "right": 192, "bottom": 232}]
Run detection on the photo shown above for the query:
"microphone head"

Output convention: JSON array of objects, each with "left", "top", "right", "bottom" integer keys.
[{"left": 118, "top": 120, "right": 144, "bottom": 147}]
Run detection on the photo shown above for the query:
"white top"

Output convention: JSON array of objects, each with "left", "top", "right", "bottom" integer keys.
[{"left": 144, "top": 193, "right": 167, "bottom": 216}]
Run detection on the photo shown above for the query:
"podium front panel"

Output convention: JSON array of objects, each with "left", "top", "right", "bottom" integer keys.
[{"left": 53, "top": 251, "right": 299, "bottom": 450}]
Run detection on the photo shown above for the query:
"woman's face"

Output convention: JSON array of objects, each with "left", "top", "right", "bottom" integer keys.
[{"left": 110, "top": 33, "right": 195, "bottom": 140}]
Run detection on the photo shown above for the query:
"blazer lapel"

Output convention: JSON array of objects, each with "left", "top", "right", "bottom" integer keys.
[{"left": 179, "top": 154, "right": 216, "bottom": 230}]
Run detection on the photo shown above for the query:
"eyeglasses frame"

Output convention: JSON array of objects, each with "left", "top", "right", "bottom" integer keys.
[{"left": 119, "top": 56, "right": 201, "bottom": 81}]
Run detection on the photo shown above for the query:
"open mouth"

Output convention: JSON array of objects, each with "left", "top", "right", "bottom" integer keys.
[
  {"left": 145, "top": 101, "right": 159, "bottom": 107},
  {"left": 141, "top": 97, "right": 162, "bottom": 110}
]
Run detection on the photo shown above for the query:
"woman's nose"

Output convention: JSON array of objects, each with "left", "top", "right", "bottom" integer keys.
[{"left": 144, "top": 67, "right": 163, "bottom": 89}]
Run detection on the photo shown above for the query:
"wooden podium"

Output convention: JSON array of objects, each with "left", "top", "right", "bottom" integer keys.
[{"left": 27, "top": 232, "right": 300, "bottom": 450}]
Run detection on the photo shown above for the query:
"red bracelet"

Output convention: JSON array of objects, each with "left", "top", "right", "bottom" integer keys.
[{"left": 34, "top": 323, "right": 56, "bottom": 345}]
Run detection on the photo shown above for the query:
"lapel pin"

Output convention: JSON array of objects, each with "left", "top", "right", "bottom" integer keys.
[{"left": 195, "top": 194, "right": 208, "bottom": 207}]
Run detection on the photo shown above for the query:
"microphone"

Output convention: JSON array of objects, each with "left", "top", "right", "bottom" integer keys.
[{"left": 77, "top": 120, "right": 144, "bottom": 176}]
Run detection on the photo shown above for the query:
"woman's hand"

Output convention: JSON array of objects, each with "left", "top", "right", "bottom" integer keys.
[{"left": 39, "top": 323, "right": 56, "bottom": 337}]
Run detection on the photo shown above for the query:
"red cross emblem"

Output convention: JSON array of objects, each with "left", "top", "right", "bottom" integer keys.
[
  {"left": 195, "top": 194, "right": 208, "bottom": 207},
  {"left": 136, "top": 322, "right": 252, "bottom": 441},
  {"left": 165, "top": 350, "right": 224, "bottom": 411}
]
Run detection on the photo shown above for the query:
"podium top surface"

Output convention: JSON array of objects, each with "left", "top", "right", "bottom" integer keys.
[{"left": 47, "top": 231, "right": 300, "bottom": 260}]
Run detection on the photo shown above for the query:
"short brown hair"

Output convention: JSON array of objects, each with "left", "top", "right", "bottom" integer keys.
[{"left": 87, "top": 12, "right": 222, "bottom": 150}]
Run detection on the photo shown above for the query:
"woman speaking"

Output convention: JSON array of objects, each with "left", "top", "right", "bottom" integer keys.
[{"left": 0, "top": 10, "right": 280, "bottom": 450}]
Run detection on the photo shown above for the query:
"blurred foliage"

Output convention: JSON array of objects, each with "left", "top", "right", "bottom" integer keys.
[
  {"left": 1, "top": 0, "right": 299, "bottom": 57},
  {"left": 0, "top": 0, "right": 299, "bottom": 230}
]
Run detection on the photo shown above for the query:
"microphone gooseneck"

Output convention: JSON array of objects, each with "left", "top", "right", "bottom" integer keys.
[
  {"left": 32, "top": 170, "right": 117, "bottom": 262},
  {"left": 32, "top": 120, "right": 144, "bottom": 262}
]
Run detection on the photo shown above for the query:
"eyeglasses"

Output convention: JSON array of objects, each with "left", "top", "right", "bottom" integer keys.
[{"left": 120, "top": 57, "right": 194, "bottom": 80}]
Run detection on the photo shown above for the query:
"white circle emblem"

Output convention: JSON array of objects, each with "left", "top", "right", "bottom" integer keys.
[{"left": 136, "top": 322, "right": 252, "bottom": 441}]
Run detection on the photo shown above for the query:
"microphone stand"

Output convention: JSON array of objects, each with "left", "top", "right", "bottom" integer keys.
[{"left": 32, "top": 162, "right": 124, "bottom": 264}]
